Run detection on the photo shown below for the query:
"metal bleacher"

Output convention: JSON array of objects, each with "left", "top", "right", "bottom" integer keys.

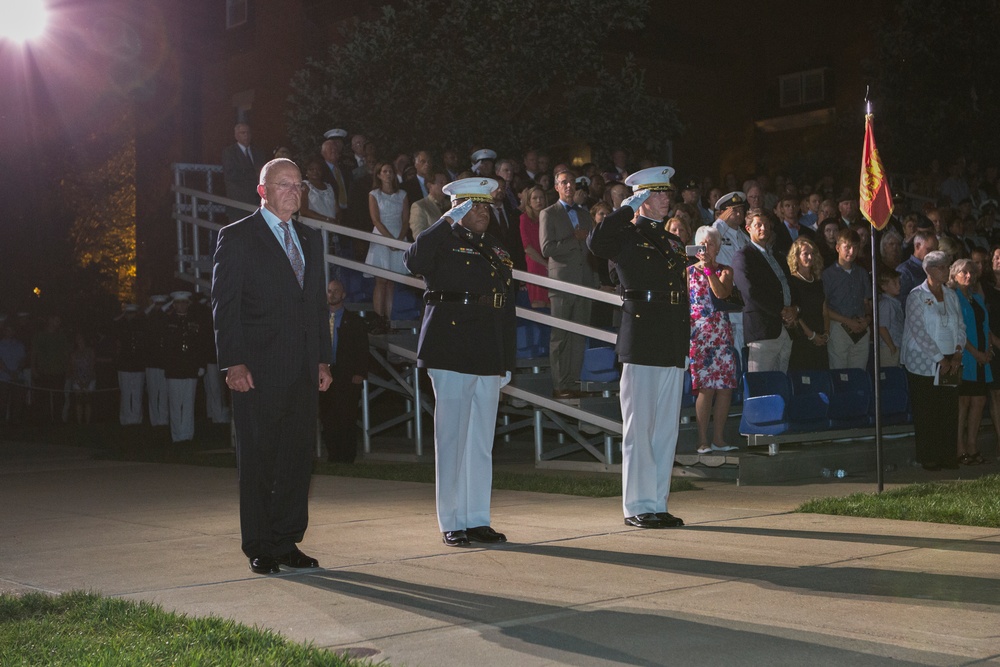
[{"left": 171, "top": 163, "right": 634, "bottom": 471}]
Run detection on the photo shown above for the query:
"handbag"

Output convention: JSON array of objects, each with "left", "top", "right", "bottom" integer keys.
[{"left": 711, "top": 284, "right": 744, "bottom": 312}]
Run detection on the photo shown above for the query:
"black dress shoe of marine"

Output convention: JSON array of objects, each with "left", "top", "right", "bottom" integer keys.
[
  {"left": 654, "top": 512, "right": 685, "bottom": 527},
  {"left": 249, "top": 555, "right": 280, "bottom": 575},
  {"left": 276, "top": 547, "right": 319, "bottom": 569},
  {"left": 624, "top": 513, "right": 665, "bottom": 529},
  {"left": 442, "top": 530, "right": 471, "bottom": 547},
  {"left": 466, "top": 526, "right": 507, "bottom": 543}
]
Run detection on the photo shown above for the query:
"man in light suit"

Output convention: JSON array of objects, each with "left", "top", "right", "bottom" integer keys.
[
  {"left": 212, "top": 158, "right": 333, "bottom": 575},
  {"left": 409, "top": 168, "right": 448, "bottom": 239},
  {"left": 221, "top": 123, "right": 262, "bottom": 221},
  {"left": 539, "top": 169, "right": 598, "bottom": 398}
]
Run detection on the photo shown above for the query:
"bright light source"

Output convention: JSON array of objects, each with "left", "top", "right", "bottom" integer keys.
[{"left": 0, "top": 0, "right": 48, "bottom": 43}]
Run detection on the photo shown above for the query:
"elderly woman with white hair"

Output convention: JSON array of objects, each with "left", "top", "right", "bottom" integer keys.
[
  {"left": 687, "top": 225, "right": 739, "bottom": 454},
  {"left": 901, "top": 250, "right": 966, "bottom": 471}
]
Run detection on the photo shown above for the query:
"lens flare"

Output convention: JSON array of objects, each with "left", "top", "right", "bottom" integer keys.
[{"left": 0, "top": 0, "right": 49, "bottom": 43}]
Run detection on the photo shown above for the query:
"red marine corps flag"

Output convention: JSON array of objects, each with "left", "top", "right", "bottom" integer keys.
[{"left": 859, "top": 112, "right": 894, "bottom": 230}]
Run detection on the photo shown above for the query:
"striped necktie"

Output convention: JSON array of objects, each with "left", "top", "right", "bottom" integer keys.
[{"left": 278, "top": 221, "right": 304, "bottom": 288}]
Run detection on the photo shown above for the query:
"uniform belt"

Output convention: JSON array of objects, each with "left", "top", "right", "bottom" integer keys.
[
  {"left": 622, "top": 289, "right": 686, "bottom": 304},
  {"left": 425, "top": 291, "right": 506, "bottom": 308}
]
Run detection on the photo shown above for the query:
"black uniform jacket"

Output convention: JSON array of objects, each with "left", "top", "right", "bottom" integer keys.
[
  {"left": 163, "top": 312, "right": 208, "bottom": 380},
  {"left": 587, "top": 206, "right": 689, "bottom": 368},
  {"left": 403, "top": 217, "right": 516, "bottom": 376}
]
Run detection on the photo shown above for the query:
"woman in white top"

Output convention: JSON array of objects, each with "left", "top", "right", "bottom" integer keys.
[
  {"left": 299, "top": 158, "right": 341, "bottom": 259},
  {"left": 365, "top": 162, "right": 410, "bottom": 332},
  {"left": 900, "top": 250, "right": 966, "bottom": 470}
]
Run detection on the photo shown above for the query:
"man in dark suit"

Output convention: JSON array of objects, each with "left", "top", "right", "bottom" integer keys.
[
  {"left": 539, "top": 169, "right": 598, "bottom": 398},
  {"left": 403, "top": 177, "right": 516, "bottom": 548},
  {"left": 212, "top": 158, "right": 333, "bottom": 575},
  {"left": 588, "top": 166, "right": 688, "bottom": 530},
  {"left": 487, "top": 175, "right": 527, "bottom": 272},
  {"left": 401, "top": 150, "right": 432, "bottom": 206},
  {"left": 319, "top": 278, "right": 369, "bottom": 463},
  {"left": 732, "top": 209, "right": 798, "bottom": 373},
  {"left": 771, "top": 193, "right": 815, "bottom": 258},
  {"left": 221, "top": 123, "right": 262, "bottom": 221}
]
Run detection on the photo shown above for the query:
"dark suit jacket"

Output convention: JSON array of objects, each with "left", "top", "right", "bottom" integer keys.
[
  {"left": 588, "top": 207, "right": 689, "bottom": 368},
  {"left": 401, "top": 176, "right": 426, "bottom": 208},
  {"left": 487, "top": 202, "right": 527, "bottom": 271},
  {"left": 403, "top": 217, "right": 516, "bottom": 376},
  {"left": 221, "top": 143, "right": 261, "bottom": 207},
  {"left": 772, "top": 220, "right": 816, "bottom": 259},
  {"left": 329, "top": 308, "right": 368, "bottom": 381},
  {"left": 211, "top": 210, "right": 333, "bottom": 387},
  {"left": 732, "top": 242, "right": 792, "bottom": 344}
]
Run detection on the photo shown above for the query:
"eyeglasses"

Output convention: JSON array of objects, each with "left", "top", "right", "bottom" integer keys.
[{"left": 267, "top": 181, "right": 304, "bottom": 192}]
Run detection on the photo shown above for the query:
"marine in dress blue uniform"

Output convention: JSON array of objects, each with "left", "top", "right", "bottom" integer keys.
[
  {"left": 403, "top": 177, "right": 516, "bottom": 547},
  {"left": 588, "top": 166, "right": 689, "bottom": 529}
]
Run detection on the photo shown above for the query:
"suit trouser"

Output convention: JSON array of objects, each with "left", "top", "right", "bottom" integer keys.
[
  {"left": 549, "top": 292, "right": 591, "bottom": 391},
  {"left": 203, "top": 363, "right": 229, "bottom": 423},
  {"left": 427, "top": 369, "right": 501, "bottom": 532},
  {"left": 620, "top": 363, "right": 684, "bottom": 517},
  {"left": 232, "top": 367, "right": 317, "bottom": 558},
  {"left": 907, "top": 371, "right": 958, "bottom": 466},
  {"left": 828, "top": 325, "right": 870, "bottom": 370},
  {"left": 747, "top": 327, "right": 792, "bottom": 373},
  {"left": 318, "top": 375, "right": 363, "bottom": 462},
  {"left": 118, "top": 371, "right": 145, "bottom": 425},
  {"left": 166, "top": 378, "right": 197, "bottom": 442},
  {"left": 145, "top": 367, "right": 169, "bottom": 426}
]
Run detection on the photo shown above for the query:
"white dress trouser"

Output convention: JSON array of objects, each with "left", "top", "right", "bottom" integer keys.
[
  {"left": 166, "top": 378, "right": 197, "bottom": 442},
  {"left": 118, "top": 371, "right": 145, "bottom": 425},
  {"left": 203, "top": 363, "right": 230, "bottom": 423},
  {"left": 145, "top": 367, "right": 169, "bottom": 426},
  {"left": 427, "top": 369, "right": 502, "bottom": 532},
  {"left": 747, "top": 327, "right": 792, "bottom": 373},
  {"left": 620, "top": 362, "right": 684, "bottom": 517},
  {"left": 828, "top": 325, "right": 870, "bottom": 370}
]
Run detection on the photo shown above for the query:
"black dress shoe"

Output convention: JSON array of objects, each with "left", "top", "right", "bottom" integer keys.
[
  {"left": 276, "top": 547, "right": 319, "bottom": 568},
  {"left": 466, "top": 526, "right": 507, "bottom": 543},
  {"left": 655, "top": 512, "right": 685, "bottom": 527},
  {"left": 249, "top": 555, "right": 280, "bottom": 575},
  {"left": 624, "top": 513, "right": 665, "bottom": 529},
  {"left": 442, "top": 530, "right": 471, "bottom": 547}
]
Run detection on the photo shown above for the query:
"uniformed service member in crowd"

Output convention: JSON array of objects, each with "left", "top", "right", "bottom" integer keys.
[
  {"left": 191, "top": 291, "right": 229, "bottom": 424},
  {"left": 403, "top": 177, "right": 516, "bottom": 547},
  {"left": 587, "top": 166, "right": 689, "bottom": 529},
  {"left": 162, "top": 291, "right": 208, "bottom": 443},
  {"left": 113, "top": 303, "right": 146, "bottom": 425},
  {"left": 144, "top": 294, "right": 170, "bottom": 427}
]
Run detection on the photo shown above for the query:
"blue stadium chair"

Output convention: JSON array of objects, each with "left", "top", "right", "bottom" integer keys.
[
  {"left": 580, "top": 346, "right": 619, "bottom": 382},
  {"left": 827, "top": 368, "right": 872, "bottom": 428},
  {"left": 390, "top": 285, "right": 423, "bottom": 321},
  {"left": 739, "top": 371, "right": 829, "bottom": 436},
  {"left": 869, "top": 366, "right": 912, "bottom": 425}
]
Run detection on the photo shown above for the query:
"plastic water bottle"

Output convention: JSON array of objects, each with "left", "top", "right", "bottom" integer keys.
[
  {"left": 835, "top": 469, "right": 846, "bottom": 478},
  {"left": 820, "top": 468, "right": 832, "bottom": 478}
]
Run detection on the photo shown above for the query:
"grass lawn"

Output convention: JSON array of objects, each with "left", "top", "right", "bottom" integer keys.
[
  {"left": 796, "top": 474, "right": 1000, "bottom": 528},
  {"left": 1, "top": 421, "right": 695, "bottom": 497},
  {"left": 0, "top": 591, "right": 372, "bottom": 666}
]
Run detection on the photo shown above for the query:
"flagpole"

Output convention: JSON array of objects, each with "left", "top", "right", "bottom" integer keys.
[{"left": 863, "top": 91, "right": 886, "bottom": 494}]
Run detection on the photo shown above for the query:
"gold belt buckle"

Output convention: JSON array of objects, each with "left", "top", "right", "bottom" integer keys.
[
  {"left": 493, "top": 293, "right": 504, "bottom": 308},
  {"left": 670, "top": 291, "right": 680, "bottom": 305}
]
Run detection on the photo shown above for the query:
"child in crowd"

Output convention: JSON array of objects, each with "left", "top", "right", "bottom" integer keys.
[{"left": 877, "top": 269, "right": 904, "bottom": 367}]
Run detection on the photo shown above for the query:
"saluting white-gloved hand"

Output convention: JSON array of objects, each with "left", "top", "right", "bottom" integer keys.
[
  {"left": 621, "top": 188, "right": 651, "bottom": 210},
  {"left": 444, "top": 199, "right": 473, "bottom": 223}
]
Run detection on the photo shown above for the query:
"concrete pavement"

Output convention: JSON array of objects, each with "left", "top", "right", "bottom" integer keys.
[{"left": 2, "top": 441, "right": 999, "bottom": 666}]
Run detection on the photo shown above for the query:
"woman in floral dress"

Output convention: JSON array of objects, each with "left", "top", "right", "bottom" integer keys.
[{"left": 687, "top": 226, "right": 738, "bottom": 454}]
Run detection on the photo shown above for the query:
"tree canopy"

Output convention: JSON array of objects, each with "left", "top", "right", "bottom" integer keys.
[
  {"left": 866, "top": 0, "right": 1000, "bottom": 171},
  {"left": 287, "top": 0, "right": 682, "bottom": 164}
]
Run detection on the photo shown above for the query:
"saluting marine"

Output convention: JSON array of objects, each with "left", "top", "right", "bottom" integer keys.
[
  {"left": 403, "top": 177, "right": 516, "bottom": 548},
  {"left": 162, "top": 291, "right": 207, "bottom": 443},
  {"left": 588, "top": 166, "right": 690, "bottom": 530}
]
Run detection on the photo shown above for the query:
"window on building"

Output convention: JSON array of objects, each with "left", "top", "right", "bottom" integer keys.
[
  {"left": 779, "top": 69, "right": 826, "bottom": 108},
  {"left": 226, "top": 0, "right": 248, "bottom": 29}
]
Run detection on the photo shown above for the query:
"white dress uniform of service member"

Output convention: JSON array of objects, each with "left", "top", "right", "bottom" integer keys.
[
  {"left": 403, "top": 177, "right": 515, "bottom": 547},
  {"left": 162, "top": 292, "right": 207, "bottom": 443},
  {"left": 114, "top": 304, "right": 146, "bottom": 425},
  {"left": 712, "top": 191, "right": 750, "bottom": 356},
  {"left": 144, "top": 295, "right": 170, "bottom": 426},
  {"left": 587, "top": 166, "right": 688, "bottom": 529}
]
